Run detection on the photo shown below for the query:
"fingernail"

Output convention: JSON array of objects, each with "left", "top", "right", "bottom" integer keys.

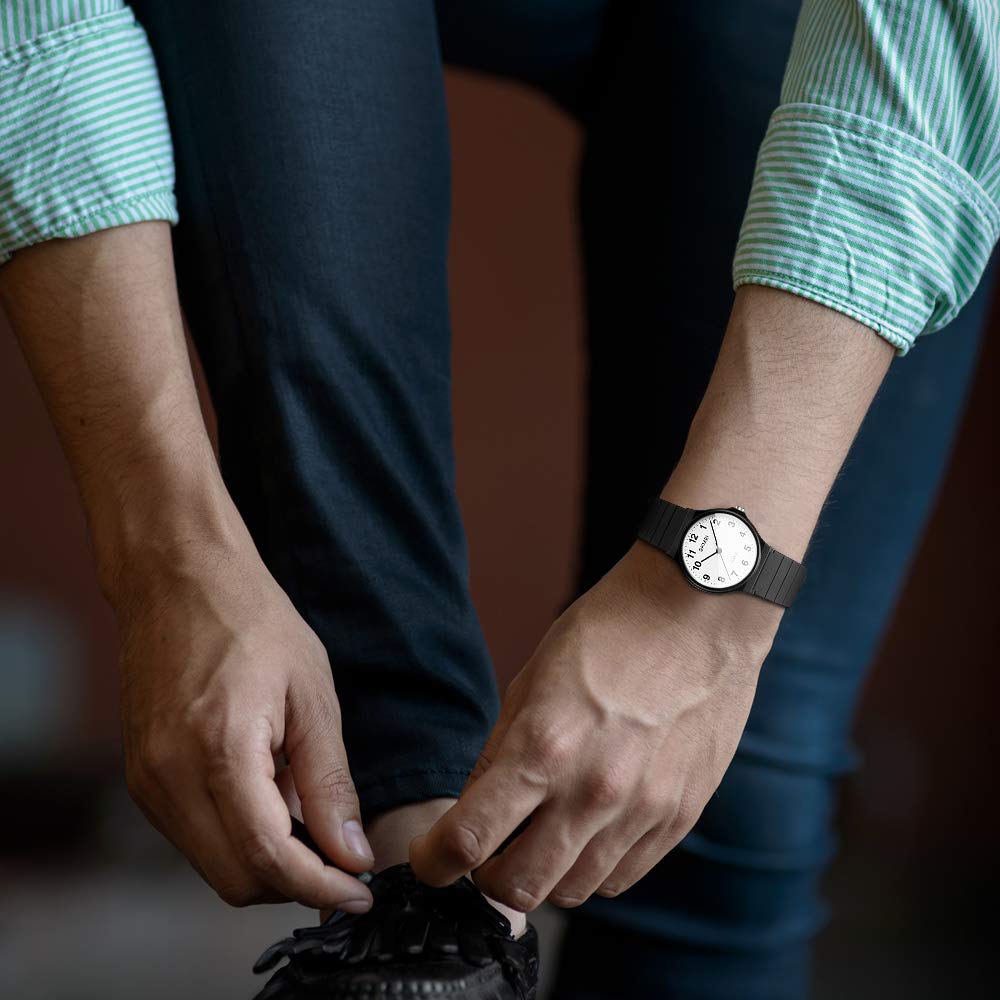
[
  {"left": 339, "top": 898, "right": 372, "bottom": 914},
  {"left": 343, "top": 819, "right": 374, "bottom": 862}
]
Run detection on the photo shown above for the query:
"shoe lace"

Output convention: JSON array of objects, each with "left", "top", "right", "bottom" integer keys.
[{"left": 251, "top": 863, "right": 534, "bottom": 999}]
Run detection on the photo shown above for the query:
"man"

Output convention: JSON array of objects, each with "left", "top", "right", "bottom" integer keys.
[{"left": 1, "top": 1, "right": 996, "bottom": 998}]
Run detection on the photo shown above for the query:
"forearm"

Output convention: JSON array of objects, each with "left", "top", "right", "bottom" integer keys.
[
  {"left": 0, "top": 223, "right": 241, "bottom": 604},
  {"left": 0, "top": 223, "right": 375, "bottom": 908},
  {"left": 662, "top": 285, "right": 893, "bottom": 563}
]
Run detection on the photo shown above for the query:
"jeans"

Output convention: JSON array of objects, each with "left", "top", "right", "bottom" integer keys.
[{"left": 129, "top": 2, "right": 994, "bottom": 997}]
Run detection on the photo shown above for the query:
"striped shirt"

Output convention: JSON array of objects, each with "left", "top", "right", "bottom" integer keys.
[
  {"left": 1, "top": 2, "right": 998, "bottom": 356},
  {"left": 736, "top": 0, "right": 1000, "bottom": 354},
  {"left": 0, "top": 1, "right": 176, "bottom": 264}
]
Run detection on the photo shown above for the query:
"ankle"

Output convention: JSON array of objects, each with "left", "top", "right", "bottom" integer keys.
[
  {"left": 367, "top": 797, "right": 457, "bottom": 871},
  {"left": 323, "top": 796, "right": 528, "bottom": 938},
  {"left": 320, "top": 798, "right": 458, "bottom": 921}
]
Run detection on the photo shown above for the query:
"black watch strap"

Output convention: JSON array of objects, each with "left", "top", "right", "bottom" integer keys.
[
  {"left": 637, "top": 498, "right": 807, "bottom": 608},
  {"left": 744, "top": 547, "right": 807, "bottom": 607},
  {"left": 636, "top": 498, "right": 695, "bottom": 558}
]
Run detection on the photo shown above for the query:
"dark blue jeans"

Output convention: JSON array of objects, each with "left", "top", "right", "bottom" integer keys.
[{"left": 131, "top": 2, "right": 994, "bottom": 997}]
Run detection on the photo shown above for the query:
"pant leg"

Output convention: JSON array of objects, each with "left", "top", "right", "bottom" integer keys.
[
  {"left": 551, "top": 2, "right": 996, "bottom": 998},
  {"left": 129, "top": 0, "right": 499, "bottom": 822}
]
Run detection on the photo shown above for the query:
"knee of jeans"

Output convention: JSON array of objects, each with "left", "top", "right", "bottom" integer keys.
[
  {"left": 688, "top": 745, "right": 841, "bottom": 871},
  {"left": 571, "top": 748, "right": 839, "bottom": 955}
]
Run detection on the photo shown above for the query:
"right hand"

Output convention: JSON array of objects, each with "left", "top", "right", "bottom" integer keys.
[{"left": 114, "top": 536, "right": 375, "bottom": 912}]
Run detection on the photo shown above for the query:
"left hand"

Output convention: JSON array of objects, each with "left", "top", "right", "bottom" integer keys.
[{"left": 409, "top": 541, "right": 782, "bottom": 911}]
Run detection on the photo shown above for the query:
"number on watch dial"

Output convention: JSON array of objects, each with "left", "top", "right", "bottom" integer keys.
[{"left": 680, "top": 511, "right": 759, "bottom": 590}]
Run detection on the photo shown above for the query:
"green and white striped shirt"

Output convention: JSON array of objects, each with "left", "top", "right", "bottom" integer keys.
[
  {"left": 0, "top": 1, "right": 176, "bottom": 264},
  {"left": 735, "top": 0, "right": 1000, "bottom": 354},
  {"left": 1, "top": 2, "right": 998, "bottom": 356}
]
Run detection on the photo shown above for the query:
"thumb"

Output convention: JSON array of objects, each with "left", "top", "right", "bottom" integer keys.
[
  {"left": 410, "top": 690, "right": 522, "bottom": 878},
  {"left": 285, "top": 683, "right": 374, "bottom": 873}
]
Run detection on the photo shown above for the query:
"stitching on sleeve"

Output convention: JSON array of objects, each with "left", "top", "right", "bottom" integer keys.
[
  {"left": 732, "top": 270, "right": 913, "bottom": 353},
  {"left": 0, "top": 188, "right": 177, "bottom": 260},
  {"left": 46, "top": 187, "right": 176, "bottom": 234}
]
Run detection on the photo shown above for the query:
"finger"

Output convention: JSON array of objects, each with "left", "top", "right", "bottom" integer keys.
[
  {"left": 286, "top": 684, "right": 373, "bottom": 873},
  {"left": 132, "top": 786, "right": 212, "bottom": 886},
  {"left": 410, "top": 755, "right": 546, "bottom": 887},
  {"left": 595, "top": 821, "right": 679, "bottom": 899},
  {"left": 471, "top": 798, "right": 607, "bottom": 912},
  {"left": 546, "top": 812, "right": 656, "bottom": 908},
  {"left": 137, "top": 767, "right": 284, "bottom": 905},
  {"left": 177, "top": 790, "right": 288, "bottom": 906},
  {"left": 209, "top": 737, "right": 374, "bottom": 911}
]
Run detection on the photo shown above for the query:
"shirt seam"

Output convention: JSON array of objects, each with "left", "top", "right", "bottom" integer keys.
[
  {"left": 0, "top": 8, "right": 132, "bottom": 70},
  {"left": 768, "top": 103, "right": 1000, "bottom": 240}
]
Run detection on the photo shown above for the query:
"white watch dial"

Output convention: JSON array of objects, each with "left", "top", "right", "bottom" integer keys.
[{"left": 679, "top": 511, "right": 759, "bottom": 590}]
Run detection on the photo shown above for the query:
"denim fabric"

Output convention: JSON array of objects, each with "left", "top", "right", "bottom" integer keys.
[{"left": 129, "top": 2, "right": 994, "bottom": 997}]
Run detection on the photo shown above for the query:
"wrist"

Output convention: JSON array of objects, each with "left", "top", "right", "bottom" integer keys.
[
  {"left": 623, "top": 540, "right": 782, "bottom": 649},
  {"left": 88, "top": 450, "right": 255, "bottom": 613},
  {"left": 659, "top": 464, "right": 814, "bottom": 563},
  {"left": 658, "top": 286, "right": 893, "bottom": 563}
]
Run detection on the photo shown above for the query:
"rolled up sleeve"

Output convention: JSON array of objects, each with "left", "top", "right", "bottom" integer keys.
[
  {"left": 0, "top": 0, "right": 177, "bottom": 264},
  {"left": 733, "top": 1, "right": 1000, "bottom": 355}
]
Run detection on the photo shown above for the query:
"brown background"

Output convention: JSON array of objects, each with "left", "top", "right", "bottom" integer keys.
[{"left": 0, "top": 69, "right": 997, "bottom": 999}]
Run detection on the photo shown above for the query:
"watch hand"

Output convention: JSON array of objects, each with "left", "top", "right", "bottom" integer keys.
[
  {"left": 718, "top": 549, "right": 731, "bottom": 578},
  {"left": 708, "top": 521, "right": 731, "bottom": 578}
]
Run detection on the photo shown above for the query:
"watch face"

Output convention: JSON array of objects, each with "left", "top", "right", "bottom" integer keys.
[{"left": 679, "top": 511, "right": 759, "bottom": 591}]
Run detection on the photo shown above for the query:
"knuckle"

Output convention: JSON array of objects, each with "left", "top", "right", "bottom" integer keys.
[
  {"left": 308, "top": 764, "right": 357, "bottom": 803},
  {"left": 632, "top": 786, "right": 665, "bottom": 819},
  {"left": 140, "top": 734, "right": 181, "bottom": 777},
  {"left": 196, "top": 723, "right": 245, "bottom": 766},
  {"left": 440, "top": 823, "right": 486, "bottom": 870},
  {"left": 193, "top": 724, "right": 226, "bottom": 759},
  {"left": 668, "top": 793, "right": 703, "bottom": 837},
  {"left": 579, "top": 769, "right": 623, "bottom": 810},
  {"left": 240, "top": 831, "right": 280, "bottom": 876},
  {"left": 641, "top": 823, "right": 684, "bottom": 869},
  {"left": 291, "top": 690, "right": 339, "bottom": 739},
  {"left": 524, "top": 726, "right": 573, "bottom": 772},
  {"left": 671, "top": 807, "right": 698, "bottom": 837},
  {"left": 216, "top": 880, "right": 260, "bottom": 908}
]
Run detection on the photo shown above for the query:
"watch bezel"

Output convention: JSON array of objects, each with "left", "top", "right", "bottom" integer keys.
[{"left": 677, "top": 507, "right": 764, "bottom": 595}]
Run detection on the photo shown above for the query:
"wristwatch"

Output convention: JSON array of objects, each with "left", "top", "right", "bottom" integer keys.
[{"left": 637, "top": 498, "right": 807, "bottom": 607}]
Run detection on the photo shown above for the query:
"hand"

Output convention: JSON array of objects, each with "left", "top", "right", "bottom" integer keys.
[
  {"left": 116, "top": 534, "right": 375, "bottom": 911},
  {"left": 0, "top": 227, "right": 371, "bottom": 911},
  {"left": 410, "top": 542, "right": 781, "bottom": 910}
]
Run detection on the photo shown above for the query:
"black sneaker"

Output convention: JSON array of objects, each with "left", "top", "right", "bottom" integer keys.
[{"left": 251, "top": 862, "right": 538, "bottom": 999}]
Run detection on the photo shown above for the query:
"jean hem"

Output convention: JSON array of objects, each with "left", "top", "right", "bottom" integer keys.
[{"left": 354, "top": 766, "right": 472, "bottom": 823}]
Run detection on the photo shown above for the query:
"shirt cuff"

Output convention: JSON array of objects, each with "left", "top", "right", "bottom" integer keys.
[
  {"left": 0, "top": 1, "right": 177, "bottom": 264},
  {"left": 733, "top": 105, "right": 1000, "bottom": 356}
]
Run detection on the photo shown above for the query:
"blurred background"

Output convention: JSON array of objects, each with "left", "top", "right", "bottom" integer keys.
[{"left": 1, "top": 68, "right": 998, "bottom": 1000}]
